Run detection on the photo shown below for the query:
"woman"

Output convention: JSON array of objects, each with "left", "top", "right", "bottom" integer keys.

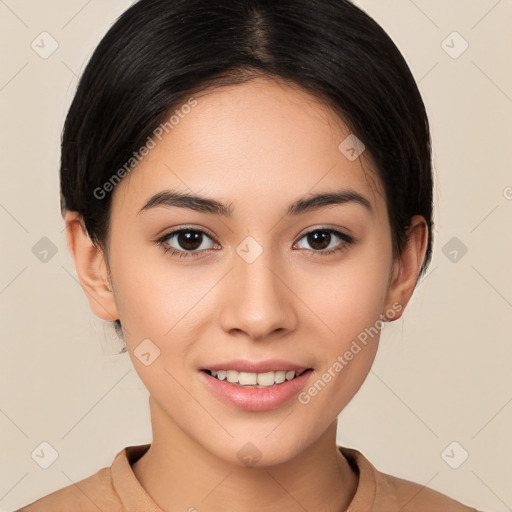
[{"left": 17, "top": 0, "right": 481, "bottom": 510}]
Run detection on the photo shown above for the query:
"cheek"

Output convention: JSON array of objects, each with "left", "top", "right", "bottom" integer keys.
[
  {"left": 304, "top": 245, "right": 392, "bottom": 347},
  {"left": 295, "top": 244, "right": 392, "bottom": 408},
  {"left": 111, "top": 248, "right": 206, "bottom": 340}
]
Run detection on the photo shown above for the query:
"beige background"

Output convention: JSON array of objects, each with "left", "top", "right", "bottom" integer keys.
[{"left": 1, "top": 0, "right": 511, "bottom": 510}]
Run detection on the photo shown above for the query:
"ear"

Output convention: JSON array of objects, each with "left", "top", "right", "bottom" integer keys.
[
  {"left": 383, "top": 215, "right": 429, "bottom": 321},
  {"left": 64, "top": 211, "right": 119, "bottom": 322}
]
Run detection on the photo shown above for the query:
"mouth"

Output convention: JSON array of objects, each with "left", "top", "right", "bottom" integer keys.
[
  {"left": 199, "top": 364, "right": 314, "bottom": 411},
  {"left": 201, "top": 368, "right": 313, "bottom": 388}
]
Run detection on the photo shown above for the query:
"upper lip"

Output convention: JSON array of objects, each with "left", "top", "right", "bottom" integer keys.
[{"left": 201, "top": 359, "right": 312, "bottom": 373}]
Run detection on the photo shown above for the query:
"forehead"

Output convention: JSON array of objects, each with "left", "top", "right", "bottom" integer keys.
[{"left": 111, "top": 77, "right": 385, "bottom": 220}]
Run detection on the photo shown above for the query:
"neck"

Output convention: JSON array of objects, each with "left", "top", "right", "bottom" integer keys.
[{"left": 132, "top": 398, "right": 358, "bottom": 512}]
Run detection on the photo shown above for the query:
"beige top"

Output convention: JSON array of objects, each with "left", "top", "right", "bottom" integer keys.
[{"left": 17, "top": 444, "right": 481, "bottom": 511}]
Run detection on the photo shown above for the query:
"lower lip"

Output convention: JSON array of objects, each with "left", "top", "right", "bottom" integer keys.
[{"left": 199, "top": 369, "right": 313, "bottom": 411}]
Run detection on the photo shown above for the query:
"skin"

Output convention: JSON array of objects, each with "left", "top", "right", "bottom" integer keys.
[{"left": 65, "top": 77, "right": 428, "bottom": 511}]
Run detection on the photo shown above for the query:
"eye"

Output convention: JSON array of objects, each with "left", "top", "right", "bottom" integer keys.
[
  {"left": 156, "top": 226, "right": 353, "bottom": 259},
  {"left": 156, "top": 227, "right": 219, "bottom": 258},
  {"left": 294, "top": 228, "right": 353, "bottom": 257}
]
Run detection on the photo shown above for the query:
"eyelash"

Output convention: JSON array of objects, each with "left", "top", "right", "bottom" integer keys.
[{"left": 155, "top": 226, "right": 354, "bottom": 259}]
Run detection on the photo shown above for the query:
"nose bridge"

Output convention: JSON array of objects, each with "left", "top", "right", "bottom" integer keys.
[{"left": 219, "top": 238, "right": 297, "bottom": 340}]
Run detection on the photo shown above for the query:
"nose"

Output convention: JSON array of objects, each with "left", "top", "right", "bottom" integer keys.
[{"left": 218, "top": 246, "right": 298, "bottom": 341}]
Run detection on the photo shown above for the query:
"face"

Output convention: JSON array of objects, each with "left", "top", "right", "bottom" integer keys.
[{"left": 94, "top": 78, "right": 405, "bottom": 466}]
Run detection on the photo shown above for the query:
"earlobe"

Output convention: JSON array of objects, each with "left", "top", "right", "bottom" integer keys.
[
  {"left": 64, "top": 211, "right": 119, "bottom": 322},
  {"left": 383, "top": 215, "right": 429, "bottom": 321}
]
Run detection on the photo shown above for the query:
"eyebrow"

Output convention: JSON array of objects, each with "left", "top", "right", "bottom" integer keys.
[{"left": 138, "top": 188, "right": 373, "bottom": 217}]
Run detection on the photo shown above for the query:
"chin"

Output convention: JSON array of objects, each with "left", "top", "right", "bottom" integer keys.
[{"left": 206, "top": 433, "right": 313, "bottom": 469}]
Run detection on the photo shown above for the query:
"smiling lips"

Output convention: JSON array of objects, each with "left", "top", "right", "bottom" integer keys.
[{"left": 200, "top": 359, "right": 314, "bottom": 411}]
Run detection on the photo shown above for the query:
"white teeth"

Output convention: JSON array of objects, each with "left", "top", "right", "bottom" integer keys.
[
  {"left": 285, "top": 370, "right": 295, "bottom": 381},
  {"left": 257, "top": 371, "right": 275, "bottom": 386},
  {"left": 239, "top": 372, "right": 257, "bottom": 385},
  {"left": 208, "top": 369, "right": 306, "bottom": 387},
  {"left": 274, "top": 371, "right": 286, "bottom": 384},
  {"left": 226, "top": 370, "right": 239, "bottom": 383}
]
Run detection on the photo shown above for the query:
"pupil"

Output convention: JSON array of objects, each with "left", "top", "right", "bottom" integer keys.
[
  {"left": 309, "top": 231, "right": 330, "bottom": 250},
  {"left": 180, "top": 231, "right": 201, "bottom": 250}
]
